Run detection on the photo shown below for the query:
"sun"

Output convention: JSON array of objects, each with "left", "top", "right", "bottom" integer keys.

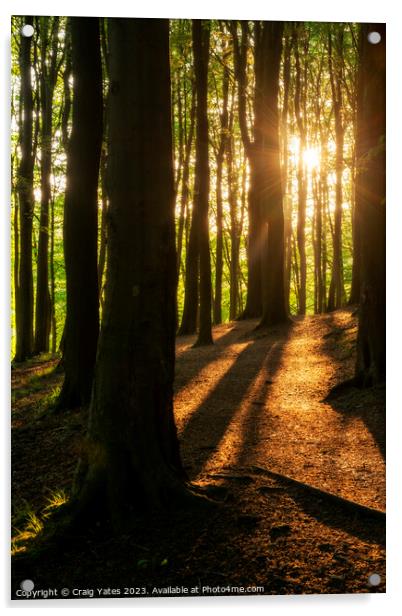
[{"left": 303, "top": 147, "right": 320, "bottom": 171}]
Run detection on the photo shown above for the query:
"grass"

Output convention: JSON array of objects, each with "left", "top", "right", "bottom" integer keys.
[{"left": 11, "top": 490, "right": 69, "bottom": 556}]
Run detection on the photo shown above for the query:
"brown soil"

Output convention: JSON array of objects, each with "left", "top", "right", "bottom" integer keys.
[{"left": 11, "top": 309, "right": 385, "bottom": 598}]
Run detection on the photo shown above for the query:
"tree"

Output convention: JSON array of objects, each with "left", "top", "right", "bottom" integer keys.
[
  {"left": 14, "top": 16, "right": 35, "bottom": 363},
  {"left": 34, "top": 17, "right": 60, "bottom": 355},
  {"left": 349, "top": 27, "right": 362, "bottom": 306},
  {"left": 57, "top": 17, "right": 102, "bottom": 409},
  {"left": 293, "top": 23, "right": 308, "bottom": 315},
  {"left": 231, "top": 21, "right": 264, "bottom": 318},
  {"left": 257, "top": 21, "right": 288, "bottom": 327},
  {"left": 178, "top": 20, "right": 213, "bottom": 345},
  {"left": 69, "top": 18, "right": 206, "bottom": 527},
  {"left": 213, "top": 29, "right": 229, "bottom": 325},
  {"left": 281, "top": 27, "right": 293, "bottom": 315},
  {"left": 193, "top": 20, "right": 213, "bottom": 346},
  {"left": 354, "top": 23, "right": 385, "bottom": 385},
  {"left": 326, "top": 25, "right": 346, "bottom": 311}
]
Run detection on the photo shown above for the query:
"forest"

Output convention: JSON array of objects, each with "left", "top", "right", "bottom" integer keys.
[{"left": 11, "top": 16, "right": 385, "bottom": 598}]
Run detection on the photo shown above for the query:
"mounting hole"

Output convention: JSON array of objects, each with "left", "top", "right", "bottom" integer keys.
[
  {"left": 21, "top": 24, "right": 34, "bottom": 38},
  {"left": 368, "top": 31, "right": 381, "bottom": 45},
  {"left": 20, "top": 579, "right": 34, "bottom": 592},
  {"left": 368, "top": 573, "right": 381, "bottom": 586}
]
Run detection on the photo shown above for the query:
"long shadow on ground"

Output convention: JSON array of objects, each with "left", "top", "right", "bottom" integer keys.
[
  {"left": 319, "top": 311, "right": 385, "bottom": 461},
  {"left": 179, "top": 321, "right": 293, "bottom": 478}
]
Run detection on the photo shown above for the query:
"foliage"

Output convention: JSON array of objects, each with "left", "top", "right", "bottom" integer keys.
[{"left": 11, "top": 17, "right": 360, "bottom": 356}]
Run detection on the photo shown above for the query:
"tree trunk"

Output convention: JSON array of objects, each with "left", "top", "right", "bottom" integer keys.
[
  {"left": 231, "top": 21, "right": 263, "bottom": 319},
  {"left": 98, "top": 148, "right": 108, "bottom": 309},
  {"left": 34, "top": 17, "right": 59, "bottom": 355},
  {"left": 327, "top": 26, "right": 346, "bottom": 311},
  {"left": 293, "top": 24, "right": 307, "bottom": 315},
  {"left": 355, "top": 24, "right": 385, "bottom": 385},
  {"left": 281, "top": 29, "right": 292, "bottom": 315},
  {"left": 193, "top": 20, "right": 213, "bottom": 346},
  {"left": 15, "top": 16, "right": 35, "bottom": 362},
  {"left": 177, "top": 77, "right": 198, "bottom": 336},
  {"left": 257, "top": 21, "right": 288, "bottom": 327},
  {"left": 50, "top": 191, "right": 57, "bottom": 353},
  {"left": 70, "top": 18, "right": 204, "bottom": 528},
  {"left": 176, "top": 86, "right": 195, "bottom": 275},
  {"left": 178, "top": 198, "right": 199, "bottom": 335},
  {"left": 227, "top": 113, "right": 240, "bottom": 321},
  {"left": 57, "top": 17, "right": 102, "bottom": 409},
  {"left": 349, "top": 30, "right": 362, "bottom": 306},
  {"left": 213, "top": 46, "right": 229, "bottom": 325},
  {"left": 57, "top": 23, "right": 72, "bottom": 363},
  {"left": 313, "top": 168, "right": 324, "bottom": 313}
]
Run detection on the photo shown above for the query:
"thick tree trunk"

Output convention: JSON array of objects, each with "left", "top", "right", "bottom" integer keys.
[
  {"left": 15, "top": 16, "right": 35, "bottom": 362},
  {"left": 193, "top": 20, "right": 213, "bottom": 346},
  {"left": 57, "top": 18, "right": 102, "bottom": 409},
  {"left": 71, "top": 18, "right": 203, "bottom": 527},
  {"left": 355, "top": 24, "right": 385, "bottom": 385},
  {"left": 257, "top": 22, "right": 288, "bottom": 327}
]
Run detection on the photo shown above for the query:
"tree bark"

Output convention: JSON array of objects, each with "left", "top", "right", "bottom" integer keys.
[
  {"left": 231, "top": 21, "right": 263, "bottom": 318},
  {"left": 57, "top": 18, "right": 102, "bottom": 409},
  {"left": 355, "top": 23, "right": 385, "bottom": 385},
  {"left": 15, "top": 16, "right": 35, "bottom": 362},
  {"left": 213, "top": 42, "right": 229, "bottom": 325},
  {"left": 293, "top": 24, "right": 307, "bottom": 315},
  {"left": 34, "top": 17, "right": 60, "bottom": 355},
  {"left": 349, "top": 29, "right": 362, "bottom": 305},
  {"left": 227, "top": 108, "right": 240, "bottom": 321},
  {"left": 98, "top": 149, "right": 108, "bottom": 310},
  {"left": 176, "top": 85, "right": 195, "bottom": 276},
  {"left": 193, "top": 20, "right": 213, "bottom": 346},
  {"left": 281, "top": 29, "right": 292, "bottom": 315},
  {"left": 327, "top": 26, "right": 346, "bottom": 311},
  {"left": 70, "top": 18, "right": 204, "bottom": 527},
  {"left": 257, "top": 21, "right": 288, "bottom": 327}
]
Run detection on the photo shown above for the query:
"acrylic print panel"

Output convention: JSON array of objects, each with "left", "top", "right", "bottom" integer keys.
[{"left": 10, "top": 16, "right": 385, "bottom": 599}]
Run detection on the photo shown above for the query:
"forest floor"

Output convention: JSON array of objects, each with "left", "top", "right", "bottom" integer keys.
[{"left": 11, "top": 308, "right": 385, "bottom": 598}]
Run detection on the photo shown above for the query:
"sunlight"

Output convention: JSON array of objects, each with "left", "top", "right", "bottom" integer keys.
[
  {"left": 288, "top": 137, "right": 321, "bottom": 172},
  {"left": 303, "top": 146, "right": 320, "bottom": 171}
]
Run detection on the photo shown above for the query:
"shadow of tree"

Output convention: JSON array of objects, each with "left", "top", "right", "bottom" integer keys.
[
  {"left": 174, "top": 323, "right": 256, "bottom": 395},
  {"left": 286, "top": 482, "right": 385, "bottom": 545},
  {"left": 318, "top": 310, "right": 385, "bottom": 462},
  {"left": 326, "top": 387, "right": 385, "bottom": 461},
  {"left": 179, "top": 321, "right": 293, "bottom": 478}
]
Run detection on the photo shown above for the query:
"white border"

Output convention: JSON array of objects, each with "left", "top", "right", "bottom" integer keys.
[{"left": 1, "top": 1, "right": 401, "bottom": 614}]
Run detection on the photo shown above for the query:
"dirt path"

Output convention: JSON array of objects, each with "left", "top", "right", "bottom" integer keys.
[
  {"left": 11, "top": 309, "right": 385, "bottom": 595},
  {"left": 174, "top": 309, "right": 385, "bottom": 511}
]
